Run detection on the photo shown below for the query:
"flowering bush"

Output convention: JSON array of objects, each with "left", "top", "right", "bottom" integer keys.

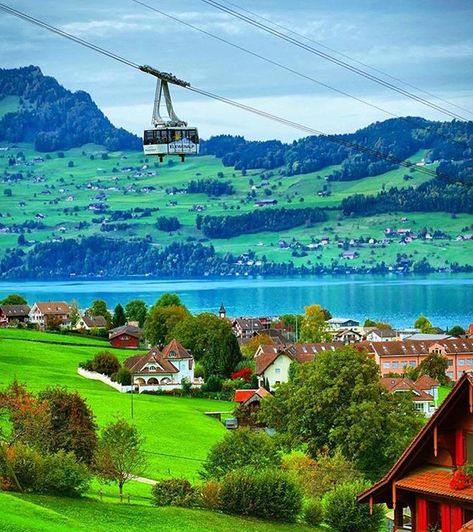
[
  {"left": 450, "top": 467, "right": 471, "bottom": 490},
  {"left": 231, "top": 367, "right": 253, "bottom": 382}
]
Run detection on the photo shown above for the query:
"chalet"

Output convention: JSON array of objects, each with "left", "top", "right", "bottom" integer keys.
[
  {"left": 358, "top": 374, "right": 473, "bottom": 531},
  {"left": 76, "top": 315, "right": 107, "bottom": 330},
  {"left": 108, "top": 325, "right": 141, "bottom": 348},
  {"left": 0, "top": 304, "right": 30, "bottom": 326},
  {"left": 366, "top": 328, "right": 399, "bottom": 342},
  {"left": 327, "top": 317, "right": 360, "bottom": 329},
  {"left": 362, "top": 339, "right": 473, "bottom": 381},
  {"left": 29, "top": 301, "right": 70, "bottom": 329},
  {"left": 124, "top": 339, "right": 195, "bottom": 391},
  {"left": 255, "top": 342, "right": 344, "bottom": 390},
  {"left": 234, "top": 387, "right": 270, "bottom": 426},
  {"left": 332, "top": 328, "right": 363, "bottom": 344},
  {"left": 232, "top": 317, "right": 271, "bottom": 340},
  {"left": 381, "top": 377, "right": 435, "bottom": 418},
  {"left": 234, "top": 387, "right": 270, "bottom": 407}
]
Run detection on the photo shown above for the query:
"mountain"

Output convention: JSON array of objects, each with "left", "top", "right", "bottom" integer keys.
[{"left": 0, "top": 66, "right": 141, "bottom": 152}]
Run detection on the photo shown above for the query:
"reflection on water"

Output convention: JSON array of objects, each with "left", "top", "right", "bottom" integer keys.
[{"left": 1, "top": 274, "right": 472, "bottom": 328}]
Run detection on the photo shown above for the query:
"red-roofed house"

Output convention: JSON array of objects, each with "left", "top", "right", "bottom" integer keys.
[
  {"left": 234, "top": 387, "right": 270, "bottom": 427},
  {"left": 381, "top": 377, "right": 435, "bottom": 417},
  {"left": 358, "top": 374, "right": 473, "bottom": 531},
  {"left": 29, "top": 301, "right": 70, "bottom": 329},
  {"left": 109, "top": 325, "right": 141, "bottom": 348},
  {"left": 124, "top": 339, "right": 196, "bottom": 390},
  {"left": 234, "top": 387, "right": 270, "bottom": 405}
]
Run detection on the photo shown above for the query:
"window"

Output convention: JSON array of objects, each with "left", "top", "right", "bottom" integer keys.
[
  {"left": 458, "top": 371, "right": 464, "bottom": 378},
  {"left": 169, "top": 351, "right": 176, "bottom": 358},
  {"left": 275, "top": 368, "right": 281, "bottom": 374},
  {"left": 467, "top": 358, "right": 473, "bottom": 365},
  {"left": 459, "top": 359, "right": 465, "bottom": 366},
  {"left": 383, "top": 362, "right": 390, "bottom": 369},
  {"left": 409, "top": 360, "right": 416, "bottom": 367},
  {"left": 448, "top": 359, "right": 453, "bottom": 367},
  {"left": 447, "top": 371, "right": 454, "bottom": 378},
  {"left": 148, "top": 365, "right": 156, "bottom": 371},
  {"left": 392, "top": 361, "right": 399, "bottom": 369},
  {"left": 401, "top": 361, "right": 407, "bottom": 368}
]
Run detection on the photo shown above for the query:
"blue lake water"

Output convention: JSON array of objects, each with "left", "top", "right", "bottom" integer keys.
[{"left": 2, "top": 274, "right": 473, "bottom": 328}]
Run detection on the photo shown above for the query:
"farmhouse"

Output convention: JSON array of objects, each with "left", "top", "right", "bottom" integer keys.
[
  {"left": 124, "top": 339, "right": 196, "bottom": 391},
  {"left": 362, "top": 339, "right": 473, "bottom": 381},
  {"left": 108, "top": 324, "right": 141, "bottom": 348},
  {"left": 359, "top": 374, "right": 473, "bottom": 531},
  {"left": 255, "top": 342, "right": 344, "bottom": 390},
  {"left": 0, "top": 304, "right": 30, "bottom": 326},
  {"left": 28, "top": 301, "right": 70, "bottom": 329},
  {"left": 76, "top": 315, "right": 107, "bottom": 330}
]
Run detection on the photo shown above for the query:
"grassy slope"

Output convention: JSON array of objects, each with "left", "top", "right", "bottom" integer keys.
[
  {"left": 0, "top": 329, "right": 234, "bottom": 482},
  {"left": 0, "top": 492, "right": 317, "bottom": 532},
  {"left": 2, "top": 137, "right": 471, "bottom": 269}
]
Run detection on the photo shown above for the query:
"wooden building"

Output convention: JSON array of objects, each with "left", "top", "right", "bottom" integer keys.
[
  {"left": 108, "top": 324, "right": 141, "bottom": 349},
  {"left": 358, "top": 373, "right": 473, "bottom": 531}
]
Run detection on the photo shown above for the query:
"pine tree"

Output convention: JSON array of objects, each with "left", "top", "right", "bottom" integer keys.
[{"left": 112, "top": 304, "right": 127, "bottom": 328}]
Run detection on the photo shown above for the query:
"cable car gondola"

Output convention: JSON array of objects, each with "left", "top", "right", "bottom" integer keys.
[{"left": 143, "top": 76, "right": 199, "bottom": 162}]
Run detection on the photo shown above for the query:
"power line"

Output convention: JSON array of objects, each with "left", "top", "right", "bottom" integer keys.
[
  {"left": 222, "top": 0, "right": 473, "bottom": 119},
  {"left": 0, "top": 2, "right": 449, "bottom": 180},
  {"left": 199, "top": 0, "right": 471, "bottom": 122}
]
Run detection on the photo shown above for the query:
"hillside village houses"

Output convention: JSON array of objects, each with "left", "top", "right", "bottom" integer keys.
[
  {"left": 381, "top": 376, "right": 440, "bottom": 417},
  {"left": 0, "top": 304, "right": 30, "bottom": 326},
  {"left": 28, "top": 301, "right": 70, "bottom": 329},
  {"left": 75, "top": 315, "right": 107, "bottom": 330},
  {"left": 124, "top": 339, "right": 199, "bottom": 391}
]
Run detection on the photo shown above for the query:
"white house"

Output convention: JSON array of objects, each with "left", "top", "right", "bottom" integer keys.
[
  {"left": 366, "top": 328, "right": 398, "bottom": 342},
  {"left": 124, "top": 339, "right": 197, "bottom": 391},
  {"left": 326, "top": 317, "right": 360, "bottom": 330},
  {"left": 75, "top": 315, "right": 107, "bottom": 330}
]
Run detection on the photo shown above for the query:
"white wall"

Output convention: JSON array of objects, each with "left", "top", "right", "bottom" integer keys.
[{"left": 263, "top": 354, "right": 293, "bottom": 390}]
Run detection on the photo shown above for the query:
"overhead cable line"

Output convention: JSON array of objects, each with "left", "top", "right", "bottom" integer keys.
[
  {"left": 222, "top": 0, "right": 473, "bottom": 119},
  {"left": 0, "top": 2, "right": 448, "bottom": 180},
  {"left": 199, "top": 0, "right": 471, "bottom": 122}
]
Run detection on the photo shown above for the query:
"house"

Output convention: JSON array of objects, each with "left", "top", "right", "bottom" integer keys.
[
  {"left": 108, "top": 324, "right": 141, "bottom": 348},
  {"left": 234, "top": 387, "right": 271, "bottom": 426},
  {"left": 332, "top": 328, "right": 364, "bottom": 344},
  {"left": 404, "top": 333, "right": 453, "bottom": 342},
  {"left": 29, "top": 301, "right": 70, "bottom": 329},
  {"left": 232, "top": 317, "right": 271, "bottom": 340},
  {"left": 358, "top": 374, "right": 473, "bottom": 531},
  {"left": 327, "top": 317, "right": 360, "bottom": 329},
  {"left": 415, "top": 375, "right": 441, "bottom": 406},
  {"left": 76, "top": 315, "right": 107, "bottom": 330},
  {"left": 366, "top": 328, "right": 399, "bottom": 342},
  {"left": 248, "top": 328, "right": 290, "bottom": 347},
  {"left": 361, "top": 339, "right": 473, "bottom": 381},
  {"left": 381, "top": 377, "right": 435, "bottom": 417},
  {"left": 255, "top": 342, "right": 344, "bottom": 390},
  {"left": 124, "top": 339, "right": 196, "bottom": 391},
  {"left": 0, "top": 304, "right": 30, "bottom": 326}
]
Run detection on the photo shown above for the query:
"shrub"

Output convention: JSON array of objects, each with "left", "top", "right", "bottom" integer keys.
[
  {"left": 40, "top": 450, "right": 91, "bottom": 497},
  {"left": 152, "top": 478, "right": 195, "bottom": 507},
  {"left": 114, "top": 367, "right": 131, "bottom": 385},
  {"left": 198, "top": 480, "right": 222, "bottom": 510},
  {"left": 194, "top": 363, "right": 204, "bottom": 380},
  {"left": 219, "top": 468, "right": 302, "bottom": 521},
  {"left": 91, "top": 351, "right": 121, "bottom": 377},
  {"left": 79, "top": 360, "right": 94, "bottom": 371},
  {"left": 202, "top": 375, "right": 222, "bottom": 392},
  {"left": 323, "top": 480, "right": 384, "bottom": 532},
  {"left": 303, "top": 498, "right": 323, "bottom": 527},
  {"left": 0, "top": 443, "right": 42, "bottom": 492},
  {"left": 201, "top": 429, "right": 281, "bottom": 480},
  {"left": 230, "top": 367, "right": 253, "bottom": 382}
]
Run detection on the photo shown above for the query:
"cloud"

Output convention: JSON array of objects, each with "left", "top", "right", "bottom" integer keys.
[
  {"left": 59, "top": 19, "right": 154, "bottom": 36},
  {"left": 366, "top": 42, "right": 473, "bottom": 63}
]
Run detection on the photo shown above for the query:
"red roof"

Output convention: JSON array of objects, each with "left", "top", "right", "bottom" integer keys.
[
  {"left": 415, "top": 374, "right": 440, "bottom": 390},
  {"left": 234, "top": 387, "right": 270, "bottom": 404},
  {"left": 34, "top": 301, "right": 69, "bottom": 315},
  {"left": 361, "top": 339, "right": 473, "bottom": 357},
  {"left": 161, "top": 338, "right": 192, "bottom": 360},
  {"left": 124, "top": 348, "right": 179, "bottom": 374},
  {"left": 380, "top": 377, "right": 434, "bottom": 401}
]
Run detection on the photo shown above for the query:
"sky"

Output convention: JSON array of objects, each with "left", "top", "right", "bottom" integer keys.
[{"left": 1, "top": 0, "right": 472, "bottom": 141}]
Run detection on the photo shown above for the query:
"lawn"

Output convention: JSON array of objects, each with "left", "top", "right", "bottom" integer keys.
[
  {"left": 0, "top": 492, "right": 318, "bottom": 532},
  {"left": 0, "top": 329, "right": 234, "bottom": 481}
]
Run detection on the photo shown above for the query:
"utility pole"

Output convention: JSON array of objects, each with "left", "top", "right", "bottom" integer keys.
[{"left": 131, "top": 385, "right": 134, "bottom": 419}]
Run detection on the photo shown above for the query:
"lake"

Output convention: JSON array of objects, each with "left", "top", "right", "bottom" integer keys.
[{"left": 2, "top": 274, "right": 473, "bottom": 328}]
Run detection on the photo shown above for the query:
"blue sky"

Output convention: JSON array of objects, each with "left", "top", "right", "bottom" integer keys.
[{"left": 1, "top": 0, "right": 472, "bottom": 140}]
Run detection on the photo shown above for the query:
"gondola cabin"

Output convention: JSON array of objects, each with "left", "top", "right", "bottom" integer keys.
[{"left": 143, "top": 127, "right": 199, "bottom": 162}]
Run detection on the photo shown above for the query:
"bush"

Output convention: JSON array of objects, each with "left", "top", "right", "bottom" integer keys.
[
  {"left": 114, "top": 367, "right": 131, "bottom": 385},
  {"left": 201, "top": 429, "right": 281, "bottom": 480},
  {"left": 0, "top": 443, "right": 42, "bottom": 492},
  {"left": 323, "top": 480, "right": 384, "bottom": 532},
  {"left": 202, "top": 375, "right": 222, "bottom": 392},
  {"left": 91, "top": 351, "right": 121, "bottom": 377},
  {"left": 79, "top": 360, "right": 94, "bottom": 371},
  {"left": 219, "top": 468, "right": 302, "bottom": 521},
  {"left": 40, "top": 450, "right": 91, "bottom": 497},
  {"left": 194, "top": 363, "right": 204, "bottom": 380},
  {"left": 303, "top": 498, "right": 323, "bottom": 527},
  {"left": 152, "top": 478, "right": 195, "bottom": 507},
  {"left": 198, "top": 480, "right": 222, "bottom": 510}
]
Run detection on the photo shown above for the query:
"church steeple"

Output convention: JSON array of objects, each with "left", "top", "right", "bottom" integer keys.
[{"left": 219, "top": 303, "right": 226, "bottom": 319}]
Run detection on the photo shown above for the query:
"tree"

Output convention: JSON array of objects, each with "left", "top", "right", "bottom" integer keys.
[
  {"left": 299, "top": 304, "right": 331, "bottom": 342},
  {"left": 91, "top": 351, "right": 121, "bottom": 377},
  {"left": 414, "top": 315, "right": 435, "bottom": 334},
  {"left": 364, "top": 319, "right": 392, "bottom": 329},
  {"left": 203, "top": 331, "right": 241, "bottom": 379},
  {"left": 125, "top": 299, "right": 147, "bottom": 327},
  {"left": 200, "top": 429, "right": 281, "bottom": 480},
  {"left": 414, "top": 352, "right": 450, "bottom": 385},
  {"left": 0, "top": 294, "right": 27, "bottom": 305},
  {"left": 155, "top": 293, "right": 183, "bottom": 308},
  {"left": 448, "top": 325, "right": 465, "bottom": 337},
  {"left": 38, "top": 387, "right": 97, "bottom": 465},
  {"left": 94, "top": 418, "right": 146, "bottom": 498},
  {"left": 144, "top": 304, "right": 190, "bottom": 346},
  {"left": 240, "top": 333, "right": 274, "bottom": 359},
  {"left": 17, "top": 234, "right": 26, "bottom": 246},
  {"left": 112, "top": 304, "right": 126, "bottom": 328},
  {"left": 259, "top": 346, "right": 423, "bottom": 480},
  {"left": 90, "top": 299, "right": 111, "bottom": 327},
  {"left": 69, "top": 300, "right": 80, "bottom": 328}
]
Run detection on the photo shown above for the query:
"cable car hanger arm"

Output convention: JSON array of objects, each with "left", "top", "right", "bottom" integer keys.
[{"left": 139, "top": 65, "right": 190, "bottom": 87}]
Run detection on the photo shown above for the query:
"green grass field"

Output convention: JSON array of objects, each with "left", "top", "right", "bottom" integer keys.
[
  {"left": 0, "top": 328, "right": 234, "bottom": 482},
  {"left": 2, "top": 140, "right": 471, "bottom": 270}
]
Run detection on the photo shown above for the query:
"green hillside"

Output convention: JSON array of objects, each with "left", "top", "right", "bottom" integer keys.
[{"left": 1, "top": 140, "right": 471, "bottom": 272}]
